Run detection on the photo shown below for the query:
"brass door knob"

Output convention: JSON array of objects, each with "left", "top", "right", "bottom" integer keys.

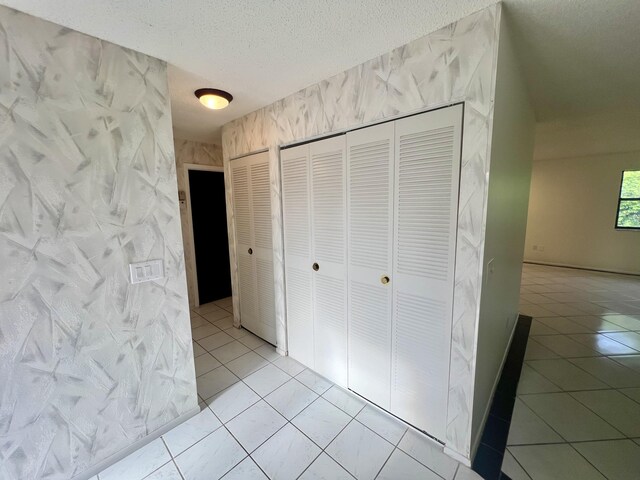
[
  {"left": 248, "top": 248, "right": 253, "bottom": 255},
  {"left": 312, "top": 263, "right": 319, "bottom": 271},
  {"left": 381, "top": 275, "right": 390, "bottom": 285}
]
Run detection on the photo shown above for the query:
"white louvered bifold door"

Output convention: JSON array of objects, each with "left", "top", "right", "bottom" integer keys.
[
  {"left": 310, "top": 135, "right": 347, "bottom": 385},
  {"left": 391, "top": 105, "right": 463, "bottom": 440},
  {"left": 249, "top": 153, "right": 277, "bottom": 345},
  {"left": 231, "top": 156, "right": 259, "bottom": 336},
  {"left": 281, "top": 145, "right": 314, "bottom": 367},
  {"left": 346, "top": 122, "right": 395, "bottom": 409}
]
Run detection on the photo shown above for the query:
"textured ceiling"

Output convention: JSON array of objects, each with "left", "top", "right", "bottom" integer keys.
[{"left": 3, "top": 0, "right": 640, "bottom": 143}]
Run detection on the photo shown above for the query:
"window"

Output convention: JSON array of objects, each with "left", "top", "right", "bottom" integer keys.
[{"left": 616, "top": 170, "right": 640, "bottom": 229}]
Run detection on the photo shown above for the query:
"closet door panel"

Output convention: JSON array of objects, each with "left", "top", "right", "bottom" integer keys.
[
  {"left": 346, "top": 122, "right": 395, "bottom": 409},
  {"left": 281, "top": 145, "right": 314, "bottom": 367},
  {"left": 249, "top": 156, "right": 277, "bottom": 344},
  {"left": 391, "top": 105, "right": 463, "bottom": 440},
  {"left": 231, "top": 158, "right": 258, "bottom": 333},
  {"left": 310, "top": 136, "right": 347, "bottom": 385}
]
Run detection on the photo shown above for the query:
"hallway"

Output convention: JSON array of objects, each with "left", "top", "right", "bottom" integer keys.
[{"left": 504, "top": 264, "right": 640, "bottom": 479}]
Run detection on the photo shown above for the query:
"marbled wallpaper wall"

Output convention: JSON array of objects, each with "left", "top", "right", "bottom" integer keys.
[
  {"left": 222, "top": 4, "right": 503, "bottom": 462},
  {"left": 0, "top": 6, "right": 197, "bottom": 480},
  {"left": 173, "top": 139, "right": 223, "bottom": 306}
]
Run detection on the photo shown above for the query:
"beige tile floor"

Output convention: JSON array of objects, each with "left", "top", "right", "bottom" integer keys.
[
  {"left": 93, "top": 296, "right": 481, "bottom": 480},
  {"left": 504, "top": 264, "right": 640, "bottom": 480}
]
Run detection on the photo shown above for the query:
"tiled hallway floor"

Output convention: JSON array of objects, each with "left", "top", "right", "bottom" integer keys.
[
  {"left": 504, "top": 264, "right": 640, "bottom": 480},
  {"left": 94, "top": 297, "right": 480, "bottom": 480}
]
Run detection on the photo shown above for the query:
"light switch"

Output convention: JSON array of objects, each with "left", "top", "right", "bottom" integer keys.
[{"left": 129, "top": 259, "right": 164, "bottom": 284}]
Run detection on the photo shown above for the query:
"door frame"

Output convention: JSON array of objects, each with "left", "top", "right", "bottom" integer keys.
[{"left": 183, "top": 163, "right": 226, "bottom": 307}]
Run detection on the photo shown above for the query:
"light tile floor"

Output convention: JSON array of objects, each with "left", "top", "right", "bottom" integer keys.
[
  {"left": 93, "top": 296, "right": 481, "bottom": 480},
  {"left": 504, "top": 264, "right": 640, "bottom": 480}
]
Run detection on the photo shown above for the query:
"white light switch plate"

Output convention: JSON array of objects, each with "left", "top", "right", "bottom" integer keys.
[{"left": 129, "top": 259, "right": 164, "bottom": 284}]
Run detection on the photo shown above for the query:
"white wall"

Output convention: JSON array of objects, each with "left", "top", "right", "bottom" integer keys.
[
  {"left": 524, "top": 151, "right": 640, "bottom": 274},
  {"left": 471, "top": 14, "right": 535, "bottom": 455}
]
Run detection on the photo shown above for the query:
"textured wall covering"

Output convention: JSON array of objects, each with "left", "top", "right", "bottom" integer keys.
[
  {"left": 0, "top": 6, "right": 197, "bottom": 480},
  {"left": 174, "top": 139, "right": 223, "bottom": 306},
  {"left": 222, "top": 4, "right": 502, "bottom": 461}
]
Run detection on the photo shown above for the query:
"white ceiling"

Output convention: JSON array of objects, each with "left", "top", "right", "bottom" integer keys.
[{"left": 3, "top": 0, "right": 640, "bottom": 144}]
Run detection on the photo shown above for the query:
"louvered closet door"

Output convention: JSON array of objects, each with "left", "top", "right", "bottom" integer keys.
[
  {"left": 249, "top": 153, "right": 277, "bottom": 345},
  {"left": 281, "top": 145, "right": 314, "bottom": 367},
  {"left": 231, "top": 156, "right": 258, "bottom": 335},
  {"left": 347, "top": 122, "right": 395, "bottom": 409},
  {"left": 391, "top": 105, "right": 463, "bottom": 440},
  {"left": 310, "top": 135, "right": 347, "bottom": 385}
]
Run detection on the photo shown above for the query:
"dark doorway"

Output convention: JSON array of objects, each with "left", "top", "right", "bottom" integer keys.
[{"left": 188, "top": 169, "right": 232, "bottom": 304}]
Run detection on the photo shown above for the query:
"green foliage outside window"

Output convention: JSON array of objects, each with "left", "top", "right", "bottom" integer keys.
[{"left": 616, "top": 170, "right": 640, "bottom": 229}]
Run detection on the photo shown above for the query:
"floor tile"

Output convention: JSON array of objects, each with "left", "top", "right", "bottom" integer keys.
[
  {"left": 206, "top": 381, "right": 260, "bottom": 423},
  {"left": 326, "top": 421, "right": 393, "bottom": 480},
  {"left": 220, "top": 457, "right": 267, "bottom": 479},
  {"left": 244, "top": 363, "right": 292, "bottom": 397},
  {"left": 572, "top": 439, "right": 640, "bottom": 480},
  {"left": 225, "top": 400, "right": 286, "bottom": 452},
  {"left": 601, "top": 314, "right": 640, "bottom": 330},
  {"left": 534, "top": 335, "right": 600, "bottom": 357},
  {"left": 191, "top": 324, "right": 221, "bottom": 341},
  {"left": 516, "top": 364, "right": 562, "bottom": 394},
  {"left": 210, "top": 341, "right": 251, "bottom": 364},
  {"left": 265, "top": 379, "right": 319, "bottom": 419},
  {"left": 397, "top": 429, "right": 459, "bottom": 480},
  {"left": 501, "top": 450, "right": 531, "bottom": 480},
  {"left": 163, "top": 408, "right": 221, "bottom": 456},
  {"left": 569, "top": 356, "right": 640, "bottom": 388},
  {"left": 296, "top": 369, "right": 333, "bottom": 394},
  {"left": 529, "top": 320, "right": 560, "bottom": 335},
  {"left": 213, "top": 316, "right": 235, "bottom": 330},
  {"left": 252, "top": 424, "right": 321, "bottom": 480},
  {"left": 273, "top": 355, "right": 306, "bottom": 376},
  {"left": 196, "top": 366, "right": 239, "bottom": 401},
  {"left": 145, "top": 461, "right": 183, "bottom": 480},
  {"left": 198, "top": 331, "right": 235, "bottom": 352},
  {"left": 225, "top": 326, "right": 250, "bottom": 339},
  {"left": 322, "top": 385, "right": 366, "bottom": 417},
  {"left": 519, "top": 305, "right": 557, "bottom": 318},
  {"left": 254, "top": 343, "right": 281, "bottom": 362},
  {"left": 571, "top": 315, "right": 627, "bottom": 332},
  {"left": 506, "top": 398, "right": 562, "bottom": 445},
  {"left": 175, "top": 427, "right": 246, "bottom": 480},
  {"left": 202, "top": 308, "right": 231, "bottom": 322},
  {"left": 225, "top": 351, "right": 268, "bottom": 378},
  {"left": 377, "top": 448, "right": 440, "bottom": 480},
  {"left": 523, "top": 339, "right": 560, "bottom": 360},
  {"left": 214, "top": 297, "right": 233, "bottom": 308},
  {"left": 192, "top": 341, "right": 206, "bottom": 358},
  {"left": 291, "top": 397, "right": 351, "bottom": 448},
  {"left": 190, "top": 314, "right": 212, "bottom": 329},
  {"left": 571, "top": 389, "right": 640, "bottom": 437},
  {"left": 298, "top": 452, "right": 354, "bottom": 480},
  {"left": 536, "top": 317, "right": 593, "bottom": 334},
  {"left": 569, "top": 333, "right": 638, "bottom": 355},
  {"left": 604, "top": 331, "right": 640, "bottom": 351},
  {"left": 454, "top": 465, "right": 483, "bottom": 480},
  {"left": 527, "top": 359, "right": 608, "bottom": 391},
  {"left": 355, "top": 405, "right": 407, "bottom": 445},
  {"left": 100, "top": 438, "right": 170, "bottom": 480},
  {"left": 194, "top": 302, "right": 223, "bottom": 315},
  {"left": 521, "top": 392, "right": 624, "bottom": 441},
  {"left": 620, "top": 387, "right": 640, "bottom": 403},
  {"left": 509, "top": 444, "right": 605, "bottom": 480},
  {"left": 237, "top": 332, "right": 267, "bottom": 350},
  {"left": 194, "top": 353, "right": 222, "bottom": 377},
  {"left": 611, "top": 354, "right": 640, "bottom": 373}
]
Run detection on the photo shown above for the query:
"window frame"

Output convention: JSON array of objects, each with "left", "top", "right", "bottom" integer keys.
[{"left": 615, "top": 170, "right": 640, "bottom": 231}]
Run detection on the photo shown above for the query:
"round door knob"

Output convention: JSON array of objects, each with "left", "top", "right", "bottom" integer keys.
[
  {"left": 312, "top": 263, "right": 319, "bottom": 271},
  {"left": 248, "top": 248, "right": 253, "bottom": 255},
  {"left": 381, "top": 275, "right": 390, "bottom": 285}
]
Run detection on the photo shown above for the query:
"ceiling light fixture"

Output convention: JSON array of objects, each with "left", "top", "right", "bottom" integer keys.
[{"left": 194, "top": 88, "right": 233, "bottom": 110}]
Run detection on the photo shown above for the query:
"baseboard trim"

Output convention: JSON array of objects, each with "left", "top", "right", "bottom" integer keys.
[
  {"left": 71, "top": 405, "right": 201, "bottom": 480},
  {"left": 523, "top": 260, "right": 640, "bottom": 277},
  {"left": 444, "top": 445, "right": 472, "bottom": 467}
]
